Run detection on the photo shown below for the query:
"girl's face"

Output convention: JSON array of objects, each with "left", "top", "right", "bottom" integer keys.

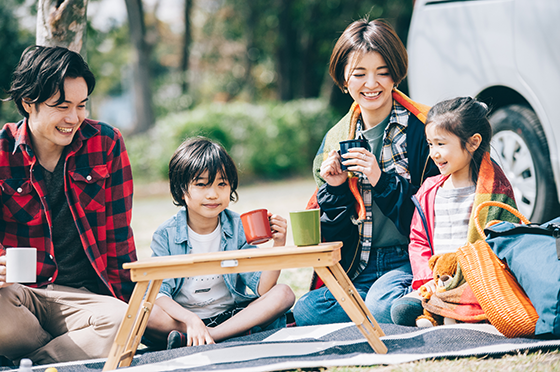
[
  {"left": 183, "top": 171, "right": 231, "bottom": 231},
  {"left": 426, "top": 124, "right": 480, "bottom": 186},
  {"left": 344, "top": 51, "right": 394, "bottom": 123}
]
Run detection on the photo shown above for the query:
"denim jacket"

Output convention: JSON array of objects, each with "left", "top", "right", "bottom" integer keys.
[{"left": 150, "top": 207, "right": 261, "bottom": 304}]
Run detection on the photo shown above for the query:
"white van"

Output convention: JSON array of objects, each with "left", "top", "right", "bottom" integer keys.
[{"left": 407, "top": 0, "right": 560, "bottom": 222}]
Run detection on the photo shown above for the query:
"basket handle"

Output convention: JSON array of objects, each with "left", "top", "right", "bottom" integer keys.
[{"left": 474, "top": 201, "right": 530, "bottom": 239}]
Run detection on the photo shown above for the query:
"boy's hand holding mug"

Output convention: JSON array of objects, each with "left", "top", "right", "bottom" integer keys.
[
  {"left": 241, "top": 209, "right": 287, "bottom": 247},
  {"left": 268, "top": 213, "right": 287, "bottom": 247}
]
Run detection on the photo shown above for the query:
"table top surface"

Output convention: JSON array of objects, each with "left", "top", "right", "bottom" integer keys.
[{"left": 123, "top": 242, "right": 343, "bottom": 270}]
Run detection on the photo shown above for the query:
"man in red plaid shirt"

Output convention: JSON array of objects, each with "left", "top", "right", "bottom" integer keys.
[{"left": 0, "top": 46, "right": 137, "bottom": 365}]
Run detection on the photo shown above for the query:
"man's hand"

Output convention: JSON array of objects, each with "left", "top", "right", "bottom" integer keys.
[{"left": 0, "top": 255, "right": 12, "bottom": 289}]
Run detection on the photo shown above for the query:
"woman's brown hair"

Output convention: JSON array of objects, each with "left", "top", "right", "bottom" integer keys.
[{"left": 329, "top": 18, "right": 408, "bottom": 91}]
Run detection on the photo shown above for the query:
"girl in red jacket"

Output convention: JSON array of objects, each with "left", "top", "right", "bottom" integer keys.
[{"left": 391, "top": 97, "right": 518, "bottom": 326}]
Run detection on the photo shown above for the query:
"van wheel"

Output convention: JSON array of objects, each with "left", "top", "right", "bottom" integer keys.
[{"left": 489, "top": 104, "right": 559, "bottom": 222}]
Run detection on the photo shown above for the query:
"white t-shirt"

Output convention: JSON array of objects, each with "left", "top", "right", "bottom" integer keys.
[{"left": 172, "top": 223, "right": 235, "bottom": 318}]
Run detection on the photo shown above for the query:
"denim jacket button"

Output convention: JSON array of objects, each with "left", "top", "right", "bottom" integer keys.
[
  {"left": 17, "top": 187, "right": 23, "bottom": 193},
  {"left": 86, "top": 175, "right": 92, "bottom": 181}
]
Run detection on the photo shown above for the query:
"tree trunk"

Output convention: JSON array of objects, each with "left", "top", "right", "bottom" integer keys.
[
  {"left": 180, "top": 0, "right": 193, "bottom": 94},
  {"left": 242, "top": 1, "right": 257, "bottom": 100},
  {"left": 124, "top": 0, "right": 155, "bottom": 134},
  {"left": 36, "top": 0, "right": 88, "bottom": 55},
  {"left": 299, "top": 0, "right": 322, "bottom": 98},
  {"left": 276, "top": 0, "right": 295, "bottom": 101},
  {"left": 327, "top": 0, "right": 364, "bottom": 114}
]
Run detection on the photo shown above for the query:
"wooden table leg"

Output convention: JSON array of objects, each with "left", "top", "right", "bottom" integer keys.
[
  {"left": 119, "top": 279, "right": 162, "bottom": 368},
  {"left": 103, "top": 279, "right": 163, "bottom": 371},
  {"left": 314, "top": 264, "right": 387, "bottom": 354},
  {"left": 104, "top": 281, "right": 149, "bottom": 371},
  {"left": 328, "top": 263, "right": 385, "bottom": 338}
]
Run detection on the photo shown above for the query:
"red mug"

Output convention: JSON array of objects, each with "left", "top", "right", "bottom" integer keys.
[{"left": 240, "top": 209, "right": 272, "bottom": 245}]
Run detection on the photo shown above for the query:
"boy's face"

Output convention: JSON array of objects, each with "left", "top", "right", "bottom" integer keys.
[{"left": 183, "top": 171, "right": 231, "bottom": 230}]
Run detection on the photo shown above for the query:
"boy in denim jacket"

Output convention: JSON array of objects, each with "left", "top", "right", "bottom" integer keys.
[{"left": 145, "top": 137, "right": 295, "bottom": 349}]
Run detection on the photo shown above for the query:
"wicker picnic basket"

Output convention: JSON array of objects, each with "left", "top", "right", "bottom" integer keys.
[{"left": 457, "top": 201, "right": 539, "bottom": 338}]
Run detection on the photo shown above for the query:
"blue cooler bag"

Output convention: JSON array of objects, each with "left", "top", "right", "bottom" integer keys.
[{"left": 485, "top": 217, "right": 560, "bottom": 337}]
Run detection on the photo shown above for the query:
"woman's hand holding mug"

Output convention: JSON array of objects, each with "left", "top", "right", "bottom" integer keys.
[
  {"left": 320, "top": 150, "right": 348, "bottom": 187},
  {"left": 342, "top": 147, "right": 382, "bottom": 187}
]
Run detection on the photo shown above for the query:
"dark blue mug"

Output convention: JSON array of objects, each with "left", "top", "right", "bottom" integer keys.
[{"left": 339, "top": 139, "right": 370, "bottom": 171}]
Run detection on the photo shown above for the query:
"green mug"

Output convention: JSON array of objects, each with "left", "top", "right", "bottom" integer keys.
[{"left": 289, "top": 209, "right": 321, "bottom": 246}]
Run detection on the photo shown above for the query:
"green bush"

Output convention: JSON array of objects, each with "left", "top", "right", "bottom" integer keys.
[{"left": 126, "top": 99, "right": 339, "bottom": 183}]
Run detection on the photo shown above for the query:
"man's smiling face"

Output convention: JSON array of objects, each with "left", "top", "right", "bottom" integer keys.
[{"left": 23, "top": 77, "right": 88, "bottom": 154}]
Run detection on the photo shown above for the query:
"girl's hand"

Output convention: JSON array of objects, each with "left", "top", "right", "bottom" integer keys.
[
  {"left": 319, "top": 150, "right": 348, "bottom": 187},
  {"left": 426, "top": 280, "right": 438, "bottom": 293},
  {"left": 342, "top": 148, "right": 382, "bottom": 187},
  {"left": 420, "top": 279, "right": 437, "bottom": 297},
  {"left": 0, "top": 255, "right": 11, "bottom": 289},
  {"left": 185, "top": 315, "right": 215, "bottom": 346},
  {"left": 268, "top": 213, "right": 287, "bottom": 247}
]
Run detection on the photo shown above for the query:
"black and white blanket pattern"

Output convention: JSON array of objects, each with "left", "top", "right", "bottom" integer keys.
[{"left": 5, "top": 323, "right": 560, "bottom": 372}]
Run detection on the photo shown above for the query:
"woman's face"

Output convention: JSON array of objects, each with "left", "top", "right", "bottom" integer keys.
[{"left": 344, "top": 51, "right": 394, "bottom": 122}]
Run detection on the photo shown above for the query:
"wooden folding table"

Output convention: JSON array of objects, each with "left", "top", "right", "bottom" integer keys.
[{"left": 103, "top": 242, "right": 386, "bottom": 371}]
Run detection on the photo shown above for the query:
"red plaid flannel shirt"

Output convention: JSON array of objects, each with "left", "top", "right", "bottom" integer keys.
[{"left": 0, "top": 119, "right": 137, "bottom": 301}]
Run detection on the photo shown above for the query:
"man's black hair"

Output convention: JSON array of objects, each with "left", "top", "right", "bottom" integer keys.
[{"left": 6, "top": 45, "right": 95, "bottom": 118}]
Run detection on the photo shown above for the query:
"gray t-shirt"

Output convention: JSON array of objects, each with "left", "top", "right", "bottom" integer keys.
[
  {"left": 433, "top": 185, "right": 476, "bottom": 254},
  {"left": 358, "top": 114, "right": 389, "bottom": 160}
]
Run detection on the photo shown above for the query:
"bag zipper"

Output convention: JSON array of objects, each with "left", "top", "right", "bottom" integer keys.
[{"left": 546, "top": 223, "right": 560, "bottom": 260}]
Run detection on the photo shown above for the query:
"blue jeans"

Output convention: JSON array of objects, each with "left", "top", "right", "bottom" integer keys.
[
  {"left": 293, "top": 245, "right": 412, "bottom": 326},
  {"left": 365, "top": 261, "right": 413, "bottom": 323}
]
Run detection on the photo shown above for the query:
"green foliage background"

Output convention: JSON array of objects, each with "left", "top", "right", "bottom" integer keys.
[
  {"left": 0, "top": 0, "right": 34, "bottom": 123},
  {"left": 126, "top": 98, "right": 338, "bottom": 183},
  {"left": 1, "top": 0, "right": 412, "bottom": 185}
]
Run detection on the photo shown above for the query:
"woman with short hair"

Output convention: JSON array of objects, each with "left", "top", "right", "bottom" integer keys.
[{"left": 293, "top": 18, "right": 439, "bottom": 325}]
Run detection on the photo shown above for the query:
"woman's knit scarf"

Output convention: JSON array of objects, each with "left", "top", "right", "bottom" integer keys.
[{"left": 308, "top": 89, "right": 431, "bottom": 221}]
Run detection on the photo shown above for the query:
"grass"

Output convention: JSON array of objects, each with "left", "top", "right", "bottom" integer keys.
[{"left": 281, "top": 350, "right": 560, "bottom": 372}]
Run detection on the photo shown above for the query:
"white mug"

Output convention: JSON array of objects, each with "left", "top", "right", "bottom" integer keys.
[{"left": 6, "top": 247, "right": 37, "bottom": 283}]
